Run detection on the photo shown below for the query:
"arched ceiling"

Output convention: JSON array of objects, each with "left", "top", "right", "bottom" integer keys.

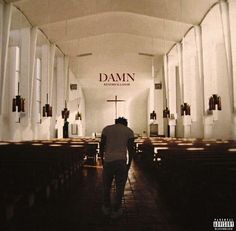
[
  {"left": 7, "top": 0, "right": 219, "bottom": 110},
  {"left": 8, "top": 0, "right": 218, "bottom": 57},
  {"left": 8, "top": 0, "right": 217, "bottom": 26}
]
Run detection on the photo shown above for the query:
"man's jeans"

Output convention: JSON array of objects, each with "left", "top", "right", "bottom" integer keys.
[{"left": 102, "top": 160, "right": 128, "bottom": 210}]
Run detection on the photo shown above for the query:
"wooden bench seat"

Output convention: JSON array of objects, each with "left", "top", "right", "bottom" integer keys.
[
  {"left": 0, "top": 141, "right": 85, "bottom": 223},
  {"left": 134, "top": 138, "right": 236, "bottom": 216}
]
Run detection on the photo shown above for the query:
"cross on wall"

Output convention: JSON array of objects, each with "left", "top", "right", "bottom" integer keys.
[{"left": 107, "top": 95, "right": 125, "bottom": 119}]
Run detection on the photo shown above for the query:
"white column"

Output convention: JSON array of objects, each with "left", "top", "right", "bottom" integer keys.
[
  {"left": 32, "top": 58, "right": 41, "bottom": 140},
  {"left": 20, "top": 27, "right": 30, "bottom": 126},
  {"left": 148, "top": 81, "right": 155, "bottom": 135},
  {"left": 166, "top": 47, "right": 178, "bottom": 137},
  {"left": 56, "top": 57, "right": 65, "bottom": 116},
  {"left": 8, "top": 47, "right": 21, "bottom": 141},
  {"left": 219, "top": 1, "right": 234, "bottom": 112},
  {"left": 201, "top": 22, "right": 217, "bottom": 138},
  {"left": 195, "top": 26, "right": 205, "bottom": 118},
  {"left": 0, "top": 2, "right": 3, "bottom": 140},
  {"left": 167, "top": 48, "right": 177, "bottom": 119},
  {"left": 149, "top": 71, "right": 155, "bottom": 114},
  {"left": 176, "top": 43, "right": 184, "bottom": 137},
  {"left": 163, "top": 54, "right": 169, "bottom": 106},
  {"left": 41, "top": 44, "right": 49, "bottom": 106},
  {"left": 0, "top": 3, "right": 12, "bottom": 114},
  {"left": 167, "top": 64, "right": 177, "bottom": 136},
  {"left": 229, "top": 0, "right": 236, "bottom": 112},
  {"left": 163, "top": 55, "right": 169, "bottom": 136},
  {"left": 56, "top": 56, "right": 65, "bottom": 139},
  {"left": 49, "top": 43, "right": 56, "bottom": 106},
  {"left": 168, "top": 66, "right": 176, "bottom": 114},
  {"left": 177, "top": 43, "right": 184, "bottom": 104},
  {"left": 0, "top": 2, "right": 3, "bottom": 89},
  {"left": 155, "top": 67, "right": 164, "bottom": 135},
  {"left": 48, "top": 43, "right": 56, "bottom": 138},
  {"left": 229, "top": 0, "right": 236, "bottom": 138},
  {"left": 168, "top": 67, "right": 177, "bottom": 137},
  {"left": 29, "top": 27, "right": 38, "bottom": 119},
  {"left": 40, "top": 44, "right": 50, "bottom": 139},
  {"left": 64, "top": 56, "right": 69, "bottom": 102}
]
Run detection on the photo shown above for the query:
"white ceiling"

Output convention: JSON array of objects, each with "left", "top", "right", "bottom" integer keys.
[
  {"left": 8, "top": 0, "right": 219, "bottom": 112},
  {"left": 8, "top": 0, "right": 218, "bottom": 58}
]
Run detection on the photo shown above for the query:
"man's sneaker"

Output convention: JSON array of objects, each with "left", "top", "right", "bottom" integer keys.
[
  {"left": 111, "top": 208, "right": 123, "bottom": 219},
  {"left": 102, "top": 205, "right": 111, "bottom": 216}
]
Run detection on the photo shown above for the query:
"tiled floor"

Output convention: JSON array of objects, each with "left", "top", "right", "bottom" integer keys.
[{"left": 4, "top": 160, "right": 203, "bottom": 231}]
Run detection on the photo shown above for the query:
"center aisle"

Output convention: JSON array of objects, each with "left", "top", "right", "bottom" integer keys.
[{"left": 6, "top": 160, "right": 183, "bottom": 231}]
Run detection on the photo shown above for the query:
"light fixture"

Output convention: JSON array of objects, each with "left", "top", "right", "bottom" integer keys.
[
  {"left": 75, "top": 96, "right": 82, "bottom": 120},
  {"left": 12, "top": 95, "right": 25, "bottom": 112},
  {"left": 76, "top": 53, "right": 93, "bottom": 57},
  {"left": 12, "top": 83, "right": 25, "bottom": 112},
  {"left": 61, "top": 101, "right": 70, "bottom": 119},
  {"left": 163, "top": 107, "right": 170, "bottom": 118},
  {"left": 150, "top": 110, "right": 157, "bottom": 120},
  {"left": 42, "top": 0, "right": 52, "bottom": 118},
  {"left": 181, "top": 103, "right": 191, "bottom": 116},
  {"left": 209, "top": 94, "right": 222, "bottom": 110},
  {"left": 75, "top": 111, "right": 82, "bottom": 120},
  {"left": 42, "top": 94, "right": 52, "bottom": 117},
  {"left": 138, "top": 52, "right": 154, "bottom": 57}
]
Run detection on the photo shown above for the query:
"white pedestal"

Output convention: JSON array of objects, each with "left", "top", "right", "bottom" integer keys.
[
  {"left": 183, "top": 115, "right": 191, "bottom": 138},
  {"left": 56, "top": 118, "right": 64, "bottom": 139},
  {"left": 212, "top": 110, "right": 219, "bottom": 121},
  {"left": 0, "top": 115, "right": 2, "bottom": 140},
  {"left": 78, "top": 120, "right": 83, "bottom": 137},
  {"left": 232, "top": 115, "right": 236, "bottom": 140},
  {"left": 204, "top": 115, "right": 214, "bottom": 139},
  {"left": 168, "top": 119, "right": 176, "bottom": 137}
]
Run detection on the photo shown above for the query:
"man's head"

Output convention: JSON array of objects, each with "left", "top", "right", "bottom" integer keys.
[{"left": 115, "top": 117, "right": 128, "bottom": 126}]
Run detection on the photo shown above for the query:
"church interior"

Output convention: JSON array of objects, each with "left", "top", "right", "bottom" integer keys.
[{"left": 0, "top": 0, "right": 236, "bottom": 230}]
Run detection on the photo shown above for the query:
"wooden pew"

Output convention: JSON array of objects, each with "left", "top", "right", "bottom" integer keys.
[
  {"left": 134, "top": 137, "right": 236, "bottom": 217},
  {"left": 85, "top": 142, "right": 99, "bottom": 162},
  {"left": 152, "top": 142, "right": 236, "bottom": 217},
  {"left": 0, "top": 140, "right": 85, "bottom": 224}
]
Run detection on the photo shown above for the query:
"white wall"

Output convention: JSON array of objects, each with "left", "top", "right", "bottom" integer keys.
[
  {"left": 2, "top": 27, "right": 32, "bottom": 141},
  {"left": 0, "top": 7, "right": 86, "bottom": 141},
  {"left": 0, "top": 2, "right": 3, "bottom": 99},
  {"left": 2, "top": 2, "right": 236, "bottom": 140},
  {"left": 77, "top": 52, "right": 152, "bottom": 136},
  {"left": 202, "top": 4, "right": 232, "bottom": 139},
  {"left": 2, "top": 46, "right": 19, "bottom": 141},
  {"left": 182, "top": 28, "right": 203, "bottom": 138},
  {"left": 229, "top": 0, "right": 236, "bottom": 139},
  {"left": 163, "top": 2, "right": 236, "bottom": 139}
]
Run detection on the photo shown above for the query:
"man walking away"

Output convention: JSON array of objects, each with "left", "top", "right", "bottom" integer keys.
[{"left": 100, "top": 117, "right": 135, "bottom": 219}]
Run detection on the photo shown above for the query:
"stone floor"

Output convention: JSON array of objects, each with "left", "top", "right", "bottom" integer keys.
[{"left": 4, "top": 159, "right": 211, "bottom": 231}]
